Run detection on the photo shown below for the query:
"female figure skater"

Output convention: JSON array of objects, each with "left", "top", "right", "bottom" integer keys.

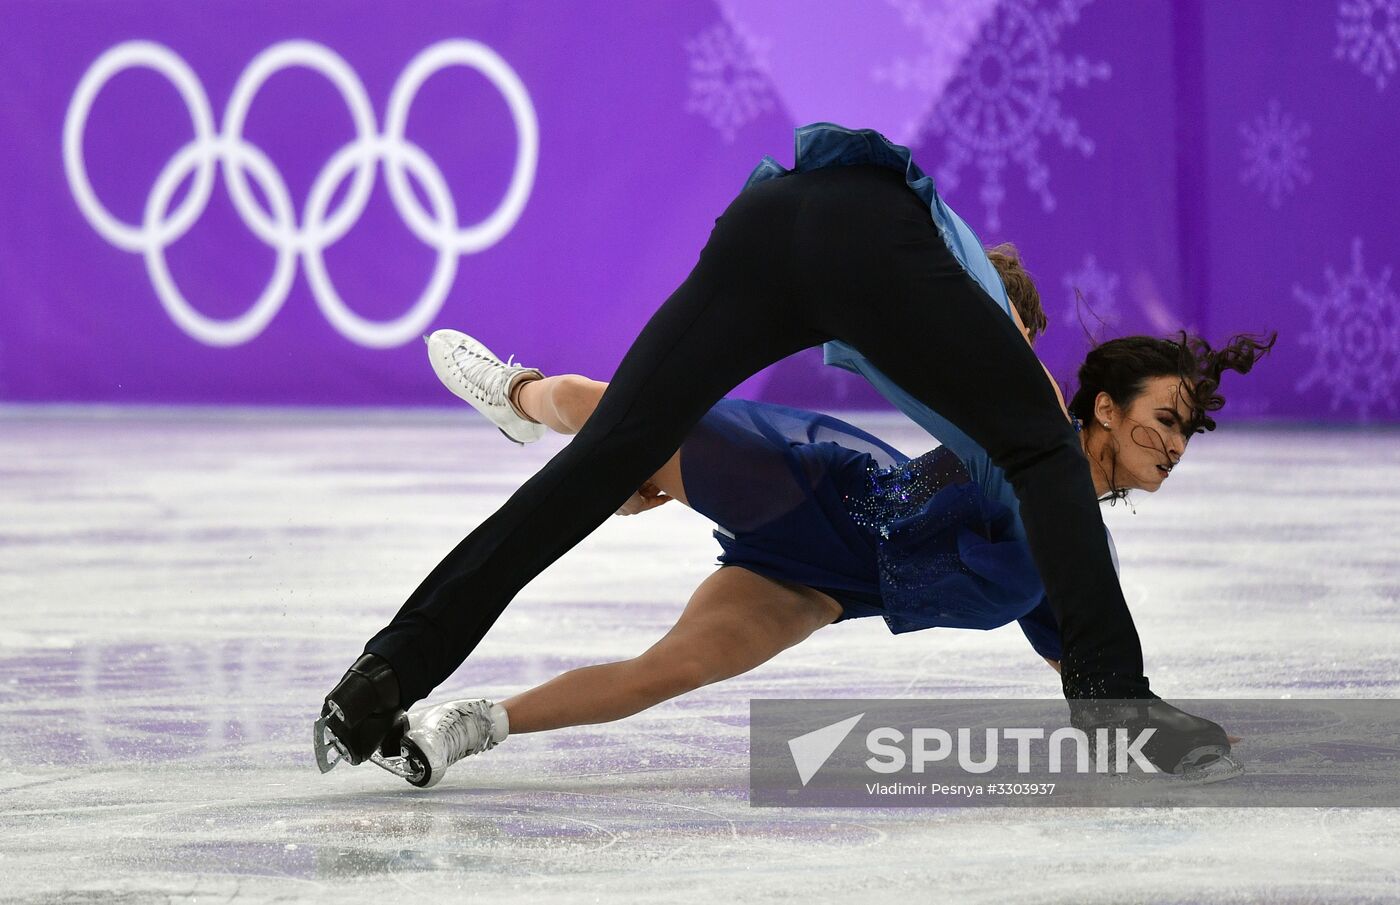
[
  {"left": 320, "top": 123, "right": 1249, "bottom": 773},
  {"left": 357, "top": 306, "right": 1271, "bottom": 788}
]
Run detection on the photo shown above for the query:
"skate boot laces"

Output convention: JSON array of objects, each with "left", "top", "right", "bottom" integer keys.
[
  {"left": 431, "top": 699, "right": 500, "bottom": 768},
  {"left": 447, "top": 344, "right": 520, "bottom": 407}
]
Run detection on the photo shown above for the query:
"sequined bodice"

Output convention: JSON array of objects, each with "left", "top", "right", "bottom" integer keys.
[
  {"left": 835, "top": 444, "right": 1040, "bottom": 633},
  {"left": 842, "top": 447, "right": 972, "bottom": 539}
]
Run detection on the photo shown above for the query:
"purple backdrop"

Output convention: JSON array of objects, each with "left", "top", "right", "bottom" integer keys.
[{"left": 1, "top": 0, "right": 1396, "bottom": 421}]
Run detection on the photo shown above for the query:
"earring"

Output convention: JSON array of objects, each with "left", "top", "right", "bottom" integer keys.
[{"left": 1102, "top": 421, "right": 1110, "bottom": 428}]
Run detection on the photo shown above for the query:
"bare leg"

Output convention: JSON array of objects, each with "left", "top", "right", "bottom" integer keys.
[
  {"left": 512, "top": 374, "right": 604, "bottom": 435},
  {"left": 513, "top": 373, "right": 687, "bottom": 506},
  {"left": 501, "top": 566, "right": 841, "bottom": 733}
]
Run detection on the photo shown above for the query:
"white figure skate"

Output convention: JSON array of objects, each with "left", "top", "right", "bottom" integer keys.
[
  {"left": 398, "top": 698, "right": 510, "bottom": 788},
  {"left": 425, "top": 329, "right": 545, "bottom": 445}
]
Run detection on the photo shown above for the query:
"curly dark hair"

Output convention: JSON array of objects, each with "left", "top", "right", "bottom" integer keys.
[{"left": 1067, "top": 330, "right": 1278, "bottom": 500}]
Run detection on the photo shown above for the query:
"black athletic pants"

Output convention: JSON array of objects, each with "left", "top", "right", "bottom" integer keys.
[{"left": 364, "top": 164, "right": 1153, "bottom": 703}]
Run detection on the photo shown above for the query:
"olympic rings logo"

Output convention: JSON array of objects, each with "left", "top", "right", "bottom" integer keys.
[{"left": 63, "top": 40, "right": 538, "bottom": 348}]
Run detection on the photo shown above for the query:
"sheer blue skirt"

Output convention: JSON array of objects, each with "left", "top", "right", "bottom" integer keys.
[
  {"left": 679, "top": 399, "right": 905, "bottom": 621},
  {"left": 678, "top": 398, "right": 1044, "bottom": 632}
]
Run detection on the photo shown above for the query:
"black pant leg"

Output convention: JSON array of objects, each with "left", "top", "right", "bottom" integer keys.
[{"left": 365, "top": 178, "right": 826, "bottom": 704}]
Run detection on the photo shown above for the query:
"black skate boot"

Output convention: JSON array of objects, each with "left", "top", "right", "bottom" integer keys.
[
  {"left": 314, "top": 653, "right": 407, "bottom": 773},
  {"left": 1071, "top": 697, "right": 1243, "bottom": 782}
]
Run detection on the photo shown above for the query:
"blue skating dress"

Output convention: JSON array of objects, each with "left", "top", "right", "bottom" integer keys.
[{"left": 678, "top": 398, "right": 1093, "bottom": 662}]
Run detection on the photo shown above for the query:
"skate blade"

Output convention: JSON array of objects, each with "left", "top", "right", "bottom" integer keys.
[
  {"left": 313, "top": 716, "right": 344, "bottom": 774},
  {"left": 1175, "top": 751, "right": 1245, "bottom": 784},
  {"left": 315, "top": 715, "right": 426, "bottom": 783},
  {"left": 1120, "top": 752, "right": 1245, "bottom": 784},
  {"left": 1112, "top": 753, "right": 1245, "bottom": 786},
  {"left": 367, "top": 750, "right": 427, "bottom": 785}
]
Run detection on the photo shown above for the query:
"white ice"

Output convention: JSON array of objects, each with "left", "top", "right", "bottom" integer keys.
[{"left": 2, "top": 406, "right": 1399, "bottom": 903}]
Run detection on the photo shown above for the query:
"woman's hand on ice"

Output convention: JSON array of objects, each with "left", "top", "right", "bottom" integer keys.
[{"left": 615, "top": 481, "right": 672, "bottom": 516}]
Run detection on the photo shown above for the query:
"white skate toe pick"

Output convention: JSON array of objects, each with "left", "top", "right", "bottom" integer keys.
[{"left": 426, "top": 329, "right": 546, "bottom": 445}]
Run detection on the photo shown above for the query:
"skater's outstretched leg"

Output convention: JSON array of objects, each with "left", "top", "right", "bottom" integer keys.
[
  {"left": 398, "top": 566, "right": 840, "bottom": 786},
  {"left": 502, "top": 565, "right": 839, "bottom": 732}
]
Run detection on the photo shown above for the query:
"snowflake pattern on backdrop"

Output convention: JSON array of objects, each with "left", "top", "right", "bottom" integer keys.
[
  {"left": 1336, "top": 0, "right": 1400, "bottom": 90},
  {"left": 1062, "top": 254, "right": 1121, "bottom": 334},
  {"left": 920, "top": 0, "right": 1109, "bottom": 230},
  {"left": 1239, "top": 100, "right": 1311, "bottom": 209},
  {"left": 685, "top": 19, "right": 776, "bottom": 143},
  {"left": 1295, "top": 239, "right": 1400, "bottom": 420},
  {"left": 871, "top": 0, "right": 993, "bottom": 140}
]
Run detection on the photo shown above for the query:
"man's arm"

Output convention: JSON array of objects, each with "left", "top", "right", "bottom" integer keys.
[{"left": 1021, "top": 527, "right": 1122, "bottom": 675}]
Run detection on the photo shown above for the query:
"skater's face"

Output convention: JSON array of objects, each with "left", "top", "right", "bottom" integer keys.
[{"left": 1095, "top": 376, "right": 1194, "bottom": 493}]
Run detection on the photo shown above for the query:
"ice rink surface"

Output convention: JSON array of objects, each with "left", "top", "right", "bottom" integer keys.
[{"left": 3, "top": 406, "right": 1399, "bottom": 904}]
